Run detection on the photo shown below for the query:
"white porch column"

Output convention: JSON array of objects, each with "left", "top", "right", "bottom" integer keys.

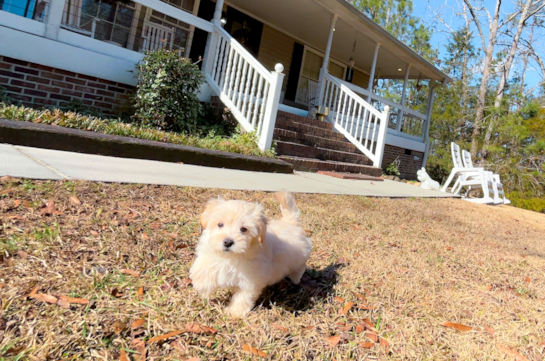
[
  {"left": 258, "top": 64, "right": 285, "bottom": 151},
  {"left": 422, "top": 81, "right": 436, "bottom": 167},
  {"left": 317, "top": 13, "right": 338, "bottom": 106},
  {"left": 396, "top": 63, "right": 411, "bottom": 132},
  {"left": 44, "top": 0, "right": 65, "bottom": 40},
  {"left": 202, "top": 0, "right": 224, "bottom": 74},
  {"left": 366, "top": 42, "right": 380, "bottom": 102}
]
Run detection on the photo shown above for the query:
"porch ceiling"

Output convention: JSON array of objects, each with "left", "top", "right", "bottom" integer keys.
[{"left": 225, "top": 0, "right": 450, "bottom": 82}]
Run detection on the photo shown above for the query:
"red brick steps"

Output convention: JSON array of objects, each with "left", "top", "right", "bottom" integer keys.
[
  {"left": 274, "top": 111, "right": 382, "bottom": 177},
  {"left": 278, "top": 156, "right": 382, "bottom": 176}
]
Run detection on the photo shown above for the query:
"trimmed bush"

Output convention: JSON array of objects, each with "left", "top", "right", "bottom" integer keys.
[{"left": 132, "top": 50, "right": 204, "bottom": 132}]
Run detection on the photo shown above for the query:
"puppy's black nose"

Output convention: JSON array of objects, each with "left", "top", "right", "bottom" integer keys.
[{"left": 223, "top": 239, "right": 234, "bottom": 248}]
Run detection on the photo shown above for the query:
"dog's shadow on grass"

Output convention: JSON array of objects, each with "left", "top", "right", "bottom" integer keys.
[{"left": 257, "top": 263, "right": 342, "bottom": 313}]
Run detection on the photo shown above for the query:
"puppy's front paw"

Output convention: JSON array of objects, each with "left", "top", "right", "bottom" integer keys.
[{"left": 225, "top": 302, "right": 253, "bottom": 317}]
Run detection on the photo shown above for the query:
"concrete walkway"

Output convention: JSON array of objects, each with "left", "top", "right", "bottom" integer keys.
[{"left": 0, "top": 144, "right": 456, "bottom": 197}]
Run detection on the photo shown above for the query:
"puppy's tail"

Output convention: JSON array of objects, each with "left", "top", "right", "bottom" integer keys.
[{"left": 273, "top": 191, "right": 300, "bottom": 226}]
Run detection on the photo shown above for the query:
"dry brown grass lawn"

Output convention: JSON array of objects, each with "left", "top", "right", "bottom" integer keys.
[{"left": 1, "top": 179, "right": 544, "bottom": 361}]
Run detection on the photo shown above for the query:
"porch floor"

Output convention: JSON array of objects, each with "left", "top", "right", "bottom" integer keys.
[{"left": 1, "top": 144, "right": 456, "bottom": 198}]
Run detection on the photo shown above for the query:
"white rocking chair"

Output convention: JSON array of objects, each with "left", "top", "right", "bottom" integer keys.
[
  {"left": 441, "top": 142, "right": 495, "bottom": 204},
  {"left": 461, "top": 150, "right": 510, "bottom": 205}
]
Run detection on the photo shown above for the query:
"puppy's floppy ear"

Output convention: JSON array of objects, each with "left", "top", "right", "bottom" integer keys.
[
  {"left": 200, "top": 197, "right": 223, "bottom": 229},
  {"left": 257, "top": 214, "right": 268, "bottom": 244}
]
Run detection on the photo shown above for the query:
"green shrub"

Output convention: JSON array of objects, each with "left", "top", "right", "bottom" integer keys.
[
  {"left": 132, "top": 50, "right": 204, "bottom": 132},
  {"left": 196, "top": 103, "right": 238, "bottom": 137},
  {"left": 0, "top": 86, "right": 13, "bottom": 104},
  {"left": 507, "top": 191, "right": 545, "bottom": 213},
  {"left": 384, "top": 157, "right": 401, "bottom": 177}
]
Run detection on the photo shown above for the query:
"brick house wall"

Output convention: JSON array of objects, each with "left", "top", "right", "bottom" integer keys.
[
  {"left": 381, "top": 144, "right": 424, "bottom": 180},
  {"left": 0, "top": 56, "right": 134, "bottom": 115}
]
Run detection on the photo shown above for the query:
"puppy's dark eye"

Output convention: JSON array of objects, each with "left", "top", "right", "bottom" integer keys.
[
  {"left": 240, "top": 227, "right": 248, "bottom": 233},
  {"left": 218, "top": 223, "right": 224, "bottom": 228}
]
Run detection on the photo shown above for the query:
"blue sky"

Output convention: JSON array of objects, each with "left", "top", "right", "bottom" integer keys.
[{"left": 412, "top": 0, "right": 544, "bottom": 92}]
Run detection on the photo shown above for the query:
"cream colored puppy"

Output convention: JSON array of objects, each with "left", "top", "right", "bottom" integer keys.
[{"left": 190, "top": 192, "right": 312, "bottom": 317}]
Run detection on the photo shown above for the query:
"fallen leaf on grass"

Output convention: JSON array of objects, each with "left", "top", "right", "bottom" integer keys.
[
  {"left": 484, "top": 326, "right": 495, "bottom": 336},
  {"left": 17, "top": 250, "right": 28, "bottom": 259},
  {"left": 69, "top": 196, "right": 81, "bottom": 205},
  {"left": 352, "top": 292, "right": 367, "bottom": 301},
  {"left": 185, "top": 358, "right": 200, "bottom": 361},
  {"left": 132, "top": 319, "right": 145, "bottom": 329},
  {"left": 57, "top": 297, "right": 70, "bottom": 309},
  {"left": 327, "top": 335, "right": 341, "bottom": 348},
  {"left": 337, "top": 257, "right": 350, "bottom": 265},
  {"left": 366, "top": 331, "right": 378, "bottom": 343},
  {"left": 168, "top": 233, "right": 177, "bottom": 239},
  {"left": 120, "top": 269, "right": 140, "bottom": 277},
  {"left": 357, "top": 304, "right": 377, "bottom": 310},
  {"left": 342, "top": 301, "right": 355, "bottom": 315},
  {"left": 169, "top": 338, "right": 187, "bottom": 352},
  {"left": 134, "top": 339, "right": 146, "bottom": 361},
  {"left": 242, "top": 344, "right": 267, "bottom": 357},
  {"left": 446, "top": 246, "right": 453, "bottom": 250},
  {"left": 141, "top": 232, "right": 150, "bottom": 241},
  {"left": 525, "top": 277, "right": 531, "bottom": 283},
  {"left": 272, "top": 323, "right": 288, "bottom": 332},
  {"left": 113, "top": 320, "right": 127, "bottom": 335},
  {"left": 90, "top": 230, "right": 99, "bottom": 236},
  {"left": 0, "top": 283, "right": 5, "bottom": 289},
  {"left": 13, "top": 200, "right": 21, "bottom": 208},
  {"left": 333, "top": 297, "right": 345, "bottom": 303},
  {"left": 0, "top": 188, "right": 14, "bottom": 195},
  {"left": 362, "top": 318, "right": 376, "bottom": 330},
  {"left": 190, "top": 232, "right": 200, "bottom": 236},
  {"left": 119, "top": 349, "right": 130, "bottom": 361},
  {"left": 359, "top": 341, "right": 374, "bottom": 348},
  {"left": 29, "top": 293, "right": 58, "bottom": 304},
  {"left": 39, "top": 200, "right": 55, "bottom": 215},
  {"left": 137, "top": 286, "right": 144, "bottom": 301},
  {"left": 185, "top": 323, "right": 217, "bottom": 334},
  {"left": 441, "top": 322, "right": 473, "bottom": 332},
  {"left": 58, "top": 295, "right": 89, "bottom": 305},
  {"left": 379, "top": 337, "right": 389, "bottom": 350},
  {"left": 496, "top": 344, "right": 529, "bottom": 361},
  {"left": 147, "top": 330, "right": 185, "bottom": 344}
]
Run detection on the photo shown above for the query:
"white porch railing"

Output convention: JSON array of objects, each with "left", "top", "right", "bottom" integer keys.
[
  {"left": 203, "top": 25, "right": 284, "bottom": 151},
  {"left": 320, "top": 72, "right": 390, "bottom": 167},
  {"left": 336, "top": 79, "right": 427, "bottom": 141}
]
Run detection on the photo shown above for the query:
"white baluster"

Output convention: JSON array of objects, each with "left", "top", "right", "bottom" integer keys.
[
  {"left": 257, "top": 82, "right": 270, "bottom": 134},
  {"left": 227, "top": 52, "right": 239, "bottom": 100},
  {"left": 232, "top": 54, "right": 244, "bottom": 104},
  {"left": 247, "top": 70, "right": 258, "bottom": 121},
  {"left": 252, "top": 75, "right": 264, "bottom": 127},
  {"left": 236, "top": 61, "right": 249, "bottom": 110},
  {"left": 214, "top": 37, "right": 226, "bottom": 83},
  {"left": 221, "top": 46, "right": 234, "bottom": 93},
  {"left": 241, "top": 67, "right": 254, "bottom": 118},
  {"left": 364, "top": 113, "right": 372, "bottom": 148}
]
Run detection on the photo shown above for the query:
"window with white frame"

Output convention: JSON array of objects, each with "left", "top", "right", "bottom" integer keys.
[
  {"left": 60, "top": 0, "right": 196, "bottom": 54},
  {"left": 296, "top": 47, "right": 346, "bottom": 105},
  {"left": 1, "top": 0, "right": 47, "bottom": 21}
]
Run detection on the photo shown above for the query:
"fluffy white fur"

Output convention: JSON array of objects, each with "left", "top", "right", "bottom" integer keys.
[
  {"left": 189, "top": 192, "right": 312, "bottom": 317},
  {"left": 416, "top": 167, "right": 440, "bottom": 190}
]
